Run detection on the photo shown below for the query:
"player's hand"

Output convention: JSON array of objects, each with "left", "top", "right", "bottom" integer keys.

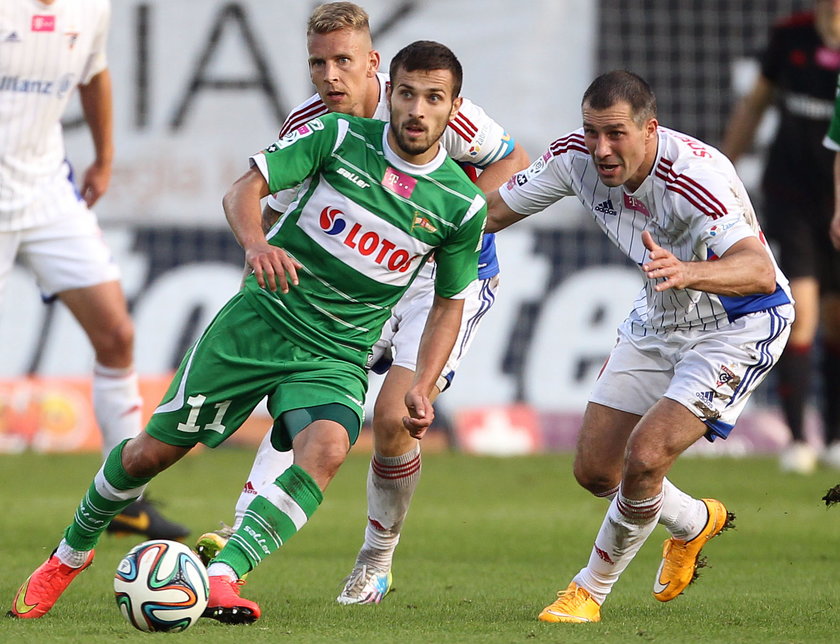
[
  {"left": 402, "top": 388, "right": 434, "bottom": 439},
  {"left": 81, "top": 160, "right": 112, "bottom": 207},
  {"left": 641, "top": 230, "right": 690, "bottom": 291},
  {"left": 830, "top": 213, "right": 840, "bottom": 251},
  {"left": 244, "top": 242, "right": 302, "bottom": 293}
]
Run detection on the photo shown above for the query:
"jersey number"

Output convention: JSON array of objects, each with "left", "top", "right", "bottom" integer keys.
[{"left": 177, "top": 394, "right": 231, "bottom": 434}]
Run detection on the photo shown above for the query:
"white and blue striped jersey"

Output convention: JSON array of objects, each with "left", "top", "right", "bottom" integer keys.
[
  {"left": 0, "top": 0, "right": 109, "bottom": 231},
  {"left": 499, "top": 126, "right": 792, "bottom": 332},
  {"left": 270, "top": 72, "right": 513, "bottom": 279}
]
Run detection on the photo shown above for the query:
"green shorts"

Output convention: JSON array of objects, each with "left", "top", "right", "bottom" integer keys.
[{"left": 146, "top": 293, "right": 367, "bottom": 450}]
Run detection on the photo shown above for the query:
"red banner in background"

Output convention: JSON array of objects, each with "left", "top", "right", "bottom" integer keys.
[{"left": 0, "top": 377, "right": 274, "bottom": 454}]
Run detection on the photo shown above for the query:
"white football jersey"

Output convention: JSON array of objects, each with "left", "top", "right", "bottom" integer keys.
[
  {"left": 0, "top": 0, "right": 109, "bottom": 230},
  {"left": 499, "top": 126, "right": 792, "bottom": 332},
  {"left": 268, "top": 72, "right": 512, "bottom": 213}
]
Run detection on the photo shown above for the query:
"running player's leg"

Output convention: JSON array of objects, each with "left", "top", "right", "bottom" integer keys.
[
  {"left": 338, "top": 274, "right": 499, "bottom": 605},
  {"left": 206, "top": 362, "right": 365, "bottom": 623},
  {"left": 10, "top": 293, "right": 277, "bottom": 619},
  {"left": 20, "top": 210, "right": 188, "bottom": 539}
]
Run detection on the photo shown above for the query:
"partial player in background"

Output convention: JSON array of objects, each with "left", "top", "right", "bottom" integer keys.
[
  {"left": 194, "top": 1, "right": 529, "bottom": 606},
  {"left": 486, "top": 70, "right": 792, "bottom": 623},
  {"left": 723, "top": 0, "right": 840, "bottom": 474},
  {"left": 9, "top": 40, "right": 488, "bottom": 624},
  {"left": 0, "top": 0, "right": 186, "bottom": 539}
]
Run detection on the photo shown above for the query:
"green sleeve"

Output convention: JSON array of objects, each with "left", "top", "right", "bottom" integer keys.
[
  {"left": 827, "top": 75, "right": 840, "bottom": 149},
  {"left": 433, "top": 199, "right": 487, "bottom": 298},
  {"left": 258, "top": 114, "right": 342, "bottom": 194}
]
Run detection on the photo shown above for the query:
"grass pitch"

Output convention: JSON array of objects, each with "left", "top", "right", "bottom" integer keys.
[{"left": 1, "top": 448, "right": 838, "bottom": 643}]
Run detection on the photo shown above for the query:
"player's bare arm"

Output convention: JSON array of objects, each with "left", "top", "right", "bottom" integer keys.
[
  {"left": 78, "top": 69, "right": 114, "bottom": 207},
  {"left": 223, "top": 167, "right": 301, "bottom": 293},
  {"left": 403, "top": 294, "right": 465, "bottom": 439},
  {"left": 721, "top": 75, "right": 774, "bottom": 162},
  {"left": 832, "top": 152, "right": 840, "bottom": 250},
  {"left": 472, "top": 142, "right": 530, "bottom": 193},
  {"left": 484, "top": 189, "right": 529, "bottom": 233},
  {"left": 641, "top": 230, "right": 776, "bottom": 295}
]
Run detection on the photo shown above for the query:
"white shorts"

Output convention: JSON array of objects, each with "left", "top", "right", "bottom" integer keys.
[
  {"left": 370, "top": 262, "right": 500, "bottom": 392},
  {"left": 0, "top": 203, "right": 120, "bottom": 300},
  {"left": 589, "top": 304, "right": 793, "bottom": 441}
]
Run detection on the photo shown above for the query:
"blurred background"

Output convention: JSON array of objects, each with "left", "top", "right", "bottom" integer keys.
[{"left": 0, "top": 0, "right": 823, "bottom": 457}]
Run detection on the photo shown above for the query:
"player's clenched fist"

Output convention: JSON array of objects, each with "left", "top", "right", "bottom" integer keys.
[{"left": 641, "top": 230, "right": 691, "bottom": 292}]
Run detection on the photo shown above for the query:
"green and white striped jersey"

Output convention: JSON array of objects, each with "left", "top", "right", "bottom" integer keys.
[{"left": 245, "top": 113, "right": 487, "bottom": 367}]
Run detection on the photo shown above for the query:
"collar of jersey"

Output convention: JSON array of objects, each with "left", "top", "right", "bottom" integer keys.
[{"left": 381, "top": 127, "right": 447, "bottom": 176}]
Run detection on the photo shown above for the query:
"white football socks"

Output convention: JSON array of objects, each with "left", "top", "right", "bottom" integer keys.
[
  {"left": 575, "top": 489, "right": 663, "bottom": 604},
  {"left": 93, "top": 362, "right": 142, "bottom": 457},
  {"left": 359, "top": 445, "right": 421, "bottom": 569},
  {"left": 233, "top": 431, "right": 294, "bottom": 530},
  {"left": 658, "top": 477, "right": 708, "bottom": 540},
  {"left": 56, "top": 539, "right": 91, "bottom": 568}
]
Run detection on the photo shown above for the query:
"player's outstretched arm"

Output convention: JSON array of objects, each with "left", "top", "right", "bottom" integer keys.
[
  {"left": 78, "top": 69, "right": 114, "bottom": 207},
  {"left": 403, "top": 295, "right": 465, "bottom": 439},
  {"left": 223, "top": 167, "right": 301, "bottom": 293},
  {"left": 641, "top": 230, "right": 775, "bottom": 295},
  {"left": 485, "top": 189, "right": 529, "bottom": 233},
  {"left": 473, "top": 142, "right": 530, "bottom": 194}
]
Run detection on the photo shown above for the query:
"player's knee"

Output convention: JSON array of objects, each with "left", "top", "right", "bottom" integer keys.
[
  {"left": 573, "top": 466, "right": 619, "bottom": 495},
  {"left": 622, "top": 450, "right": 666, "bottom": 487},
  {"left": 91, "top": 316, "right": 135, "bottom": 363},
  {"left": 120, "top": 435, "right": 181, "bottom": 478}
]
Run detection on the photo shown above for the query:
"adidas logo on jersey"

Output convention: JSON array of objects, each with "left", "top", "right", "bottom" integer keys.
[
  {"left": 594, "top": 199, "right": 617, "bottom": 216},
  {"left": 3, "top": 31, "right": 21, "bottom": 43}
]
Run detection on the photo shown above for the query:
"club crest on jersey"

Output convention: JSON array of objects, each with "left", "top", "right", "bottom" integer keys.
[
  {"left": 31, "top": 15, "right": 55, "bottom": 32},
  {"left": 66, "top": 32, "right": 79, "bottom": 49},
  {"left": 382, "top": 167, "right": 417, "bottom": 198},
  {"left": 411, "top": 213, "right": 437, "bottom": 233},
  {"left": 318, "top": 207, "right": 420, "bottom": 272}
]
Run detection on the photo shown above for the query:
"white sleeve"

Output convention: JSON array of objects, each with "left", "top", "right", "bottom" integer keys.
[
  {"left": 80, "top": 0, "right": 110, "bottom": 84},
  {"left": 266, "top": 188, "right": 298, "bottom": 213},
  {"left": 440, "top": 97, "right": 514, "bottom": 168},
  {"left": 498, "top": 147, "right": 575, "bottom": 216},
  {"left": 673, "top": 164, "right": 758, "bottom": 257}
]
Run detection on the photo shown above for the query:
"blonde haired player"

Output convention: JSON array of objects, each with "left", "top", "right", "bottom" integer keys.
[
  {"left": 487, "top": 70, "right": 792, "bottom": 623},
  {"left": 0, "top": 0, "right": 185, "bottom": 540},
  {"left": 195, "top": 1, "right": 528, "bottom": 606}
]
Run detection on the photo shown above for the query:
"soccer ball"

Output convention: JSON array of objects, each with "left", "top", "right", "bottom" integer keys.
[{"left": 114, "top": 539, "right": 209, "bottom": 632}]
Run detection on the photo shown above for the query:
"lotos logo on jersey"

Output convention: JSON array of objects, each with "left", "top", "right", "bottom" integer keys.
[
  {"left": 320, "top": 207, "right": 347, "bottom": 235},
  {"left": 317, "top": 207, "right": 420, "bottom": 272}
]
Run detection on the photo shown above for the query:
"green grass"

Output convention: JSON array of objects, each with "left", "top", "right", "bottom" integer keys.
[{"left": 1, "top": 448, "right": 838, "bottom": 643}]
